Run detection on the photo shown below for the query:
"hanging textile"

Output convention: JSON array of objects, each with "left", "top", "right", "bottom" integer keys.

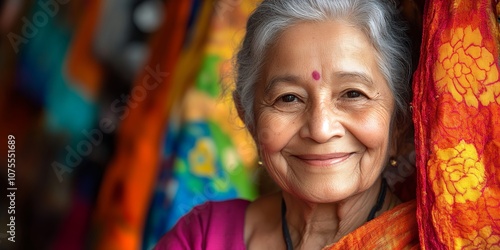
[
  {"left": 413, "top": 0, "right": 500, "bottom": 248},
  {"left": 49, "top": 2, "right": 105, "bottom": 249},
  {"left": 64, "top": 0, "right": 104, "bottom": 98},
  {"left": 1, "top": 1, "right": 102, "bottom": 249},
  {"left": 142, "top": 0, "right": 259, "bottom": 248},
  {"left": 12, "top": 1, "right": 98, "bottom": 136},
  {"left": 88, "top": 1, "right": 192, "bottom": 249}
]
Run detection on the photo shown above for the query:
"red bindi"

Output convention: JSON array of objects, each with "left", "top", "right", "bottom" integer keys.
[{"left": 312, "top": 70, "right": 321, "bottom": 80}]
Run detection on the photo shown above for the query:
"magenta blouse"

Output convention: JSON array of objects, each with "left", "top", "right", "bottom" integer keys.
[{"left": 154, "top": 199, "right": 250, "bottom": 249}]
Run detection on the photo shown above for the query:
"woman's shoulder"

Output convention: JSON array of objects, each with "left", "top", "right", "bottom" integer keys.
[{"left": 154, "top": 199, "right": 251, "bottom": 250}]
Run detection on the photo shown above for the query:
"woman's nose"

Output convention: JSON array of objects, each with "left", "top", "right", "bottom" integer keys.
[{"left": 299, "top": 102, "right": 346, "bottom": 143}]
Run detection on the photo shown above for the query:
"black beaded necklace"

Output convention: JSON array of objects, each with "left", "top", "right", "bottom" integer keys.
[{"left": 281, "top": 179, "right": 388, "bottom": 250}]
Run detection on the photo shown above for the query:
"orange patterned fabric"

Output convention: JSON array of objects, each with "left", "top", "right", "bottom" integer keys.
[
  {"left": 413, "top": 0, "right": 500, "bottom": 249},
  {"left": 324, "top": 201, "right": 419, "bottom": 250}
]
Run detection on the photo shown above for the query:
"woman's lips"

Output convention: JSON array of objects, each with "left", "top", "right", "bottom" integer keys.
[{"left": 294, "top": 153, "right": 352, "bottom": 166}]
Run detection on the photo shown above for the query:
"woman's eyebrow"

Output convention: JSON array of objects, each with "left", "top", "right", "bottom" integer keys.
[
  {"left": 265, "top": 74, "right": 301, "bottom": 92},
  {"left": 334, "top": 71, "right": 374, "bottom": 86}
]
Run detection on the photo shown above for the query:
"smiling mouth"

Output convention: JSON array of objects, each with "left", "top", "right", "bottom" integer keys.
[{"left": 293, "top": 153, "right": 353, "bottom": 166}]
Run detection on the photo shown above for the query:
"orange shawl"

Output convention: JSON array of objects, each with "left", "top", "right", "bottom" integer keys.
[{"left": 325, "top": 201, "right": 419, "bottom": 250}]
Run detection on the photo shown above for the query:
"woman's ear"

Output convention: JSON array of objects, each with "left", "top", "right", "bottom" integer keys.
[
  {"left": 389, "top": 117, "right": 404, "bottom": 157},
  {"left": 389, "top": 118, "right": 414, "bottom": 158},
  {"left": 389, "top": 128, "right": 399, "bottom": 157}
]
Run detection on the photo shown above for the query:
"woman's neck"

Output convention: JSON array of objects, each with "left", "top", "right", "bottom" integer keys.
[
  {"left": 244, "top": 178, "right": 401, "bottom": 250},
  {"left": 281, "top": 178, "right": 397, "bottom": 249}
]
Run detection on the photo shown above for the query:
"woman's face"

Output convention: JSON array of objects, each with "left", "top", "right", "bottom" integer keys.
[{"left": 253, "top": 21, "right": 395, "bottom": 203}]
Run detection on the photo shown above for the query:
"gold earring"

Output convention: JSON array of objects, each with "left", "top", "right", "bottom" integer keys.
[
  {"left": 258, "top": 160, "right": 263, "bottom": 166},
  {"left": 389, "top": 157, "right": 398, "bottom": 167}
]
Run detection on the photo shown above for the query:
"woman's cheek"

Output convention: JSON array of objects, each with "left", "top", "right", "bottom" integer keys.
[
  {"left": 350, "top": 108, "right": 391, "bottom": 149},
  {"left": 256, "top": 112, "right": 301, "bottom": 152}
]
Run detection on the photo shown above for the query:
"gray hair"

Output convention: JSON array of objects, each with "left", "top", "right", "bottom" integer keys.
[{"left": 233, "top": 0, "right": 412, "bottom": 132}]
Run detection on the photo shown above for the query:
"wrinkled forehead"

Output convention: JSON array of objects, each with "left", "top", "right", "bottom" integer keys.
[{"left": 260, "top": 21, "right": 386, "bottom": 87}]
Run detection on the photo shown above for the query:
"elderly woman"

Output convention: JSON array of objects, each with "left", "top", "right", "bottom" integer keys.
[{"left": 157, "top": 0, "right": 416, "bottom": 249}]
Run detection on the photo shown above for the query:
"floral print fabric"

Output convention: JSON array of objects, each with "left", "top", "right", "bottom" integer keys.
[{"left": 413, "top": 0, "right": 500, "bottom": 248}]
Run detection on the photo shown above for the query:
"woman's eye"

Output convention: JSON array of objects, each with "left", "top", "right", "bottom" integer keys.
[
  {"left": 280, "top": 94, "right": 298, "bottom": 102},
  {"left": 344, "top": 90, "right": 363, "bottom": 98}
]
